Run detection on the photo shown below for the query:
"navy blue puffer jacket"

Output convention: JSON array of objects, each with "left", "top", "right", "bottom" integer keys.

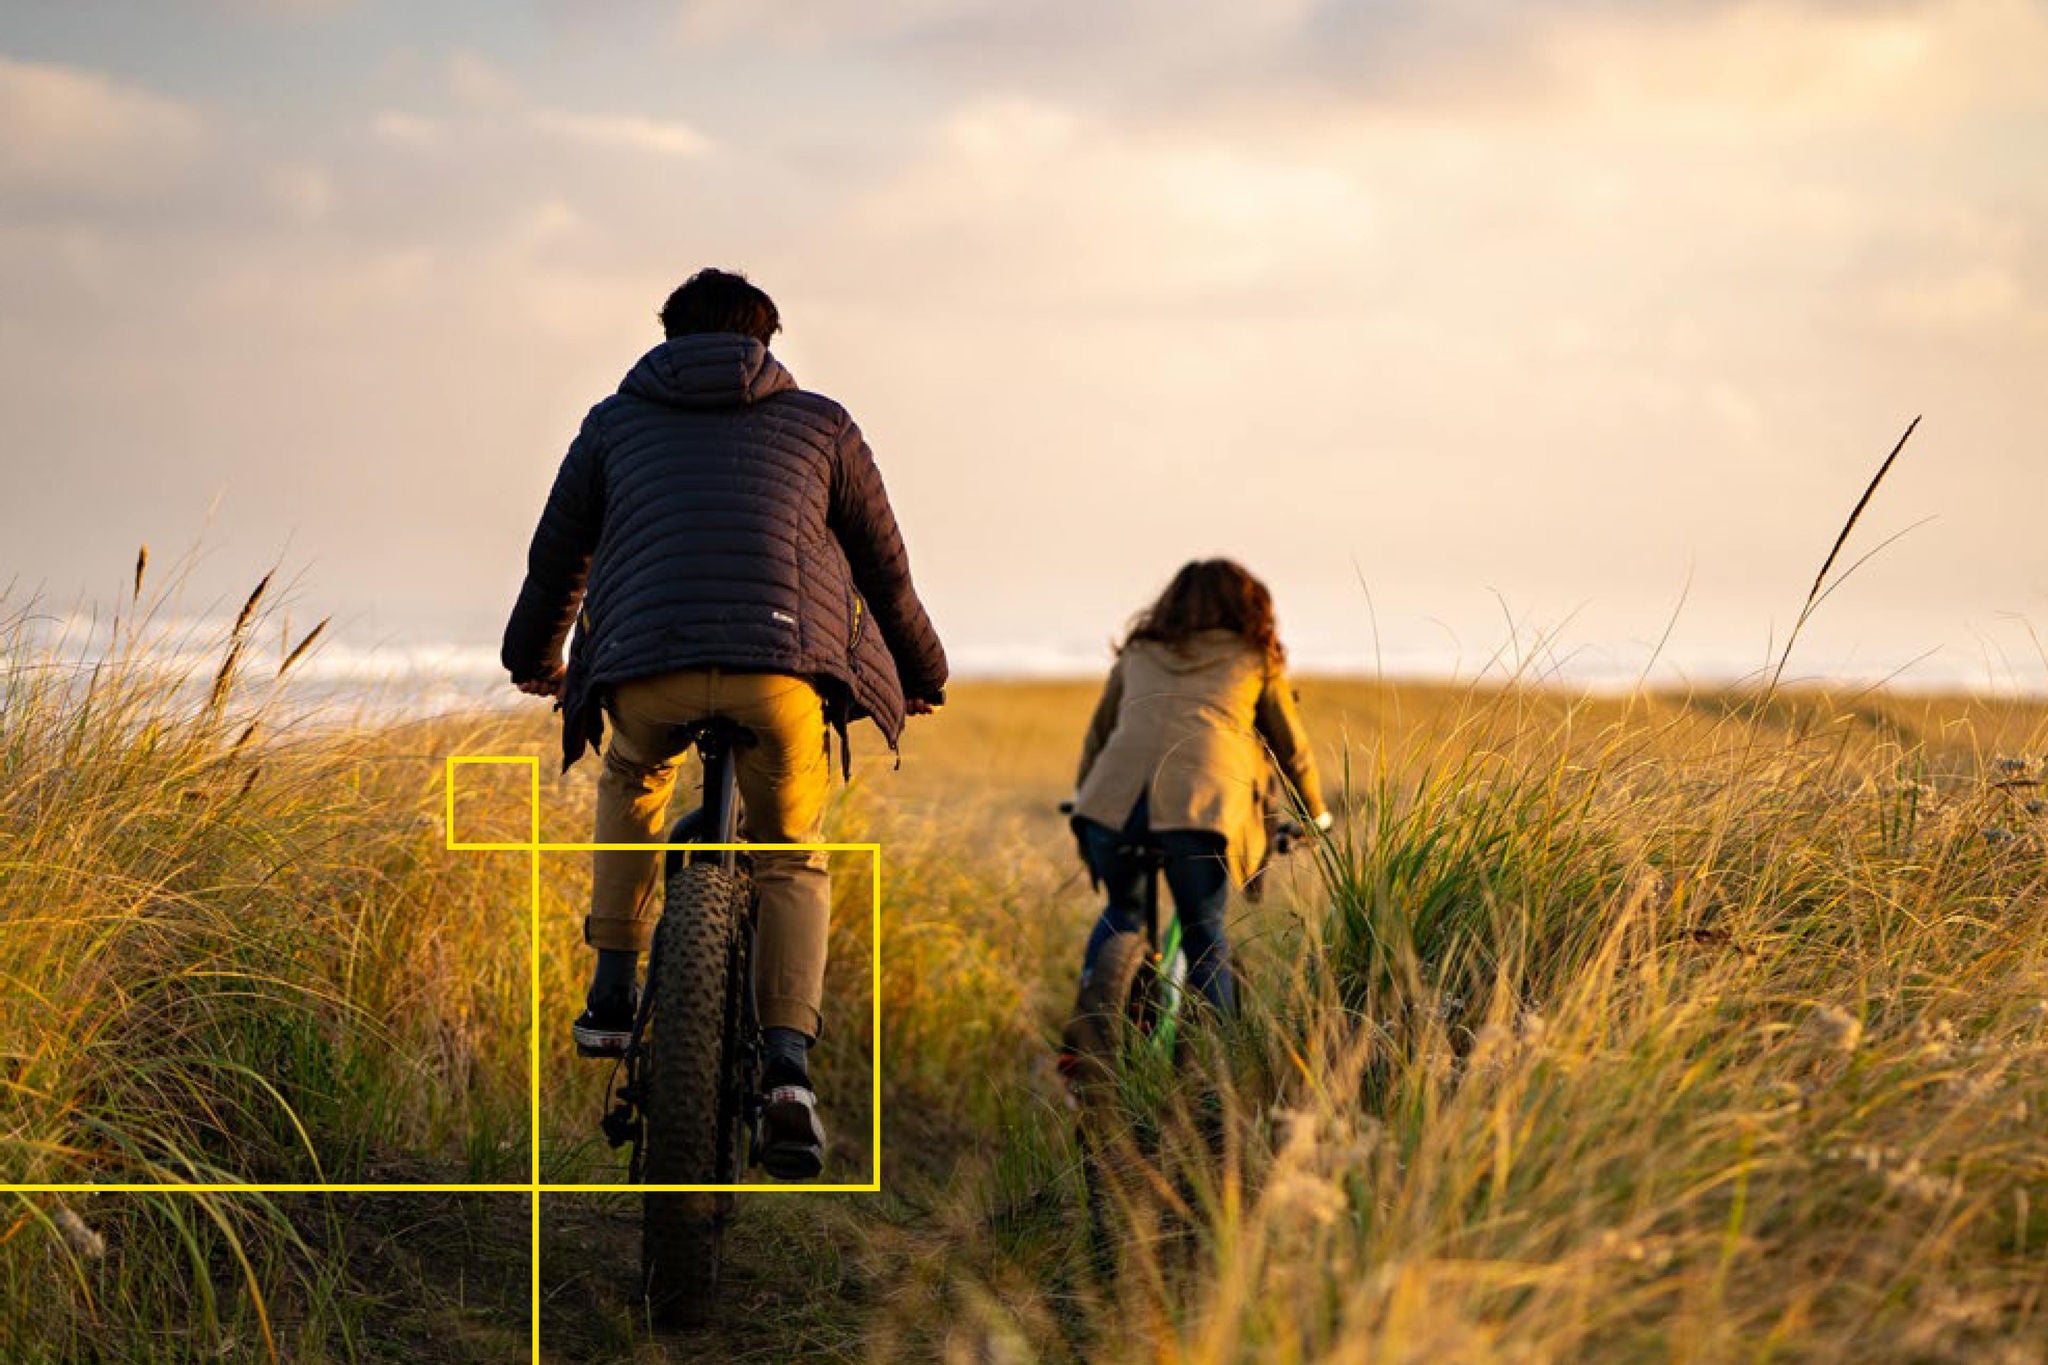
[{"left": 501, "top": 333, "right": 949, "bottom": 770}]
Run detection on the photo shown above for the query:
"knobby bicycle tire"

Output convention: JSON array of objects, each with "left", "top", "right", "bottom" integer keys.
[
  {"left": 641, "top": 862, "right": 753, "bottom": 1328},
  {"left": 1072, "top": 930, "right": 1201, "bottom": 1281},
  {"left": 1077, "top": 932, "right": 1161, "bottom": 1064}
]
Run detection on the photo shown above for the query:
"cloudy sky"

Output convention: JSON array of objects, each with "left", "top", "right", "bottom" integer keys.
[{"left": 3, "top": 0, "right": 2045, "bottom": 688}]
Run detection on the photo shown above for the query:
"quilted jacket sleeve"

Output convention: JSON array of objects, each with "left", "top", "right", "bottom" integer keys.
[
  {"left": 830, "top": 417, "right": 949, "bottom": 703},
  {"left": 501, "top": 415, "right": 604, "bottom": 684}
]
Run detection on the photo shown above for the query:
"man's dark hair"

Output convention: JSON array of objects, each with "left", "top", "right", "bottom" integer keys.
[{"left": 659, "top": 268, "right": 781, "bottom": 344}]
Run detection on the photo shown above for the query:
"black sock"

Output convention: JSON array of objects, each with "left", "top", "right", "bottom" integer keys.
[
  {"left": 761, "top": 1026, "right": 813, "bottom": 1089},
  {"left": 588, "top": 949, "right": 638, "bottom": 1007}
]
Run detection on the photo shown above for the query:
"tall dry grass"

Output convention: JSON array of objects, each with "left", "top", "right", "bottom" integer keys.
[
  {"left": 0, "top": 576, "right": 532, "bottom": 1361},
  {"left": 869, "top": 679, "right": 2048, "bottom": 1363},
  {"left": 5, "top": 559, "right": 2046, "bottom": 1362},
  {"left": 0, "top": 562, "right": 897, "bottom": 1360}
]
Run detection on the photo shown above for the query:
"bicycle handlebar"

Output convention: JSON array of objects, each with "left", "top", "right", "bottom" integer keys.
[{"left": 1055, "top": 801, "right": 1317, "bottom": 854}]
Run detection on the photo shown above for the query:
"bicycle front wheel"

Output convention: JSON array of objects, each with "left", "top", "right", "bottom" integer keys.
[{"left": 640, "top": 862, "right": 754, "bottom": 1328}]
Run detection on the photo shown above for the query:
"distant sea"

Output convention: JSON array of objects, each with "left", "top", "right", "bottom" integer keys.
[
  {"left": 280, "top": 637, "right": 2048, "bottom": 720},
  {"left": 15, "top": 612, "right": 2044, "bottom": 725}
]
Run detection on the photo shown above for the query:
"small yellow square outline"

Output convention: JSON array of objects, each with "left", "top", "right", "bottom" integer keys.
[{"left": 445, "top": 753, "right": 543, "bottom": 851}]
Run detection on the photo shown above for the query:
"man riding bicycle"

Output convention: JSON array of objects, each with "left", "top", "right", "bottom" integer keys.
[{"left": 501, "top": 268, "right": 948, "bottom": 1178}]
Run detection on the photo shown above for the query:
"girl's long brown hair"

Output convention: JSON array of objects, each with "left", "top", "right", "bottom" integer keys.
[{"left": 1122, "top": 558, "right": 1284, "bottom": 669}]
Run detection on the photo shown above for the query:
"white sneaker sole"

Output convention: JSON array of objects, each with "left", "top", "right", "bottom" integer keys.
[
  {"left": 573, "top": 1023, "right": 630, "bottom": 1058},
  {"left": 759, "top": 1085, "right": 826, "bottom": 1180}
]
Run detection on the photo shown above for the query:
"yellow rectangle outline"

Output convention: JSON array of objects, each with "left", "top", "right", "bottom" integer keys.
[
  {"left": 525, "top": 838, "right": 881, "bottom": 1195},
  {"left": 6, "top": 758, "right": 884, "bottom": 1200},
  {"left": 9, "top": 753, "right": 883, "bottom": 1364},
  {"left": 447, "top": 754, "right": 883, "bottom": 1195},
  {"left": 445, "top": 753, "right": 541, "bottom": 850}
]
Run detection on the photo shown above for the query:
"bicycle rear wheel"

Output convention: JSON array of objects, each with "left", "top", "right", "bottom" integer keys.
[
  {"left": 1068, "top": 929, "right": 1191, "bottom": 1279},
  {"left": 1067, "top": 931, "right": 1184, "bottom": 1075},
  {"left": 640, "top": 862, "right": 754, "bottom": 1328}
]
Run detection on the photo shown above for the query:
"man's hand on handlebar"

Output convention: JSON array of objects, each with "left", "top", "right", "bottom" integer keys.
[{"left": 515, "top": 666, "right": 564, "bottom": 699}]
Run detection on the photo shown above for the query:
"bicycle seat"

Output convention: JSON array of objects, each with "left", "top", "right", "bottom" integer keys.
[
  {"left": 1057, "top": 800, "right": 1166, "bottom": 860},
  {"left": 670, "top": 718, "right": 758, "bottom": 753}
]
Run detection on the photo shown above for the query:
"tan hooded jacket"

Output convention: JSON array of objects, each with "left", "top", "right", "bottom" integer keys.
[{"left": 1073, "top": 629, "right": 1328, "bottom": 887}]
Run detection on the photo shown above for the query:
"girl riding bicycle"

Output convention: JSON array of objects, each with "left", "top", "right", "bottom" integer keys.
[{"left": 1062, "top": 558, "right": 1330, "bottom": 1049}]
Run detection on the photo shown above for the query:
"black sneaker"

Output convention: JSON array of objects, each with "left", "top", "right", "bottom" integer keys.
[
  {"left": 757, "top": 1084, "right": 826, "bottom": 1180},
  {"left": 572, "top": 988, "right": 637, "bottom": 1059}
]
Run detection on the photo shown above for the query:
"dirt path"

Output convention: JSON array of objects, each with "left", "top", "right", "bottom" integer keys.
[
  {"left": 268, "top": 1185, "right": 881, "bottom": 1363},
  {"left": 538, "top": 1186, "right": 970, "bottom": 1364},
  {"left": 278, "top": 1191, "right": 534, "bottom": 1364}
]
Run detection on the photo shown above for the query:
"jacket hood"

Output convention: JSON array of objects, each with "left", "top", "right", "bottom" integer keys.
[
  {"left": 1128, "top": 629, "right": 1260, "bottom": 674},
  {"left": 619, "top": 333, "right": 797, "bottom": 410}
]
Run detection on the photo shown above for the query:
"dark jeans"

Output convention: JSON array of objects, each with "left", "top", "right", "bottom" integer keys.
[{"left": 1077, "top": 799, "right": 1236, "bottom": 1013}]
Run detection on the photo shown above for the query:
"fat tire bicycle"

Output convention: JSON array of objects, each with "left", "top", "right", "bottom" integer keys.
[
  {"left": 598, "top": 718, "right": 760, "bottom": 1329},
  {"left": 1057, "top": 802, "right": 1306, "bottom": 1087},
  {"left": 1057, "top": 797, "right": 1308, "bottom": 1273}
]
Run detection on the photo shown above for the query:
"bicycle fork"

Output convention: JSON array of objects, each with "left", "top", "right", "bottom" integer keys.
[
  {"left": 691, "top": 728, "right": 765, "bottom": 1176},
  {"left": 692, "top": 728, "right": 742, "bottom": 867},
  {"left": 1143, "top": 851, "right": 1187, "bottom": 1052},
  {"left": 602, "top": 727, "right": 765, "bottom": 1180}
]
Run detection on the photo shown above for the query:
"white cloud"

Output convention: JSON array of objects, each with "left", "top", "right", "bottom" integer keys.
[
  {"left": 854, "top": 99, "right": 1374, "bottom": 303},
  {"left": 214, "top": 0, "right": 353, "bottom": 11},
  {"left": 0, "top": 53, "right": 203, "bottom": 194},
  {"left": 673, "top": 0, "right": 971, "bottom": 46},
  {"left": 370, "top": 110, "right": 446, "bottom": 149},
  {"left": 1873, "top": 268, "right": 2042, "bottom": 334},
  {"left": 527, "top": 108, "right": 713, "bottom": 157},
  {"left": 266, "top": 163, "right": 335, "bottom": 223},
  {"left": 446, "top": 50, "right": 519, "bottom": 110},
  {"left": 1519, "top": 0, "right": 2048, "bottom": 130},
  {"left": 498, "top": 198, "right": 585, "bottom": 254}
]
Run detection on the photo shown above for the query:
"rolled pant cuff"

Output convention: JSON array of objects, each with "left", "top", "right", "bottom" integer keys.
[
  {"left": 584, "top": 914, "right": 656, "bottom": 954},
  {"left": 759, "top": 995, "right": 823, "bottom": 1038}
]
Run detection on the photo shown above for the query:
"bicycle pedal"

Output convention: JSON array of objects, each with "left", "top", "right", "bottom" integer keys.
[{"left": 600, "top": 1102, "right": 639, "bottom": 1150}]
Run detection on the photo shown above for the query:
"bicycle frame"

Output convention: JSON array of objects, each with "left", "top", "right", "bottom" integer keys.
[
  {"left": 1131, "top": 840, "right": 1189, "bottom": 1059},
  {"left": 666, "top": 721, "right": 744, "bottom": 875},
  {"left": 605, "top": 720, "right": 762, "bottom": 1181}
]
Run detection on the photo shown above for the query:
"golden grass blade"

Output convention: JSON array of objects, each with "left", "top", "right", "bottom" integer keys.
[
  {"left": 204, "top": 570, "right": 275, "bottom": 719},
  {"left": 1766, "top": 415, "right": 1921, "bottom": 695},
  {"left": 204, "top": 639, "right": 244, "bottom": 719},
  {"left": 277, "top": 617, "right": 329, "bottom": 680},
  {"left": 229, "top": 571, "right": 272, "bottom": 640},
  {"left": 227, "top": 721, "right": 259, "bottom": 759},
  {"left": 1799, "top": 415, "right": 1922, "bottom": 614}
]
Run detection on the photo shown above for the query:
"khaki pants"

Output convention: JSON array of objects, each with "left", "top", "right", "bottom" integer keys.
[{"left": 590, "top": 669, "right": 832, "bottom": 1037}]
